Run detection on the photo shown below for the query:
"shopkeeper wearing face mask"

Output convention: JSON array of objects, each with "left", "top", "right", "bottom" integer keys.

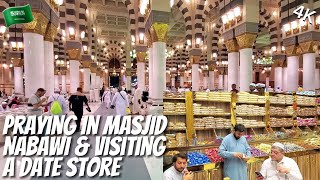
[
  {"left": 218, "top": 124, "right": 251, "bottom": 180},
  {"left": 257, "top": 142, "right": 302, "bottom": 180}
]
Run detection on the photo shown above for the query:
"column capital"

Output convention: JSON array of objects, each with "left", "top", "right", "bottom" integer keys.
[
  {"left": 67, "top": 49, "right": 81, "bottom": 60},
  {"left": 190, "top": 55, "right": 200, "bottom": 65},
  {"left": 208, "top": 64, "right": 216, "bottom": 71},
  {"left": 12, "top": 58, "right": 23, "bottom": 67},
  {"left": 236, "top": 33, "right": 257, "bottom": 49},
  {"left": 90, "top": 63, "right": 97, "bottom": 73},
  {"left": 44, "top": 23, "right": 58, "bottom": 42},
  {"left": 82, "top": 61, "right": 91, "bottom": 68},
  {"left": 273, "top": 59, "right": 283, "bottom": 67},
  {"left": 299, "top": 41, "right": 318, "bottom": 54},
  {"left": 225, "top": 39, "right": 239, "bottom": 52},
  {"left": 150, "top": 23, "right": 169, "bottom": 43},
  {"left": 285, "top": 45, "right": 301, "bottom": 57},
  {"left": 60, "top": 70, "right": 67, "bottom": 75},
  {"left": 23, "top": 11, "right": 49, "bottom": 36},
  {"left": 54, "top": 69, "right": 59, "bottom": 75},
  {"left": 126, "top": 70, "right": 132, "bottom": 76},
  {"left": 136, "top": 52, "right": 146, "bottom": 62}
]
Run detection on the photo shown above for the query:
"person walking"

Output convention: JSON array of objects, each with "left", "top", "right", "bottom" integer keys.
[
  {"left": 47, "top": 88, "right": 68, "bottom": 115},
  {"left": 132, "top": 87, "right": 142, "bottom": 114},
  {"left": 110, "top": 87, "right": 129, "bottom": 116},
  {"left": 102, "top": 88, "right": 112, "bottom": 109},
  {"left": 69, "top": 87, "right": 91, "bottom": 132}
]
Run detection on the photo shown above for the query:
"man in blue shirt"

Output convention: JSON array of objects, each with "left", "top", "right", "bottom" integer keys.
[{"left": 218, "top": 124, "right": 251, "bottom": 180}]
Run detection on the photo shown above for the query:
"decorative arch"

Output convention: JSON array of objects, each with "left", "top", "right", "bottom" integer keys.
[
  {"left": 259, "top": 8, "right": 278, "bottom": 47},
  {"left": 109, "top": 58, "right": 121, "bottom": 69}
]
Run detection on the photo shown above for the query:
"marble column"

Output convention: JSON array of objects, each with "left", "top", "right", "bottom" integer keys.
[
  {"left": 171, "top": 76, "right": 175, "bottom": 87},
  {"left": 61, "top": 70, "right": 67, "bottom": 93},
  {"left": 191, "top": 56, "right": 200, "bottom": 92},
  {"left": 225, "top": 39, "right": 239, "bottom": 91},
  {"left": 287, "top": 56, "right": 299, "bottom": 92},
  {"left": 208, "top": 63, "right": 215, "bottom": 90},
  {"left": 218, "top": 75, "right": 224, "bottom": 90},
  {"left": 12, "top": 58, "right": 24, "bottom": 96},
  {"left": 90, "top": 66, "right": 97, "bottom": 90},
  {"left": 82, "top": 61, "right": 91, "bottom": 96},
  {"left": 236, "top": 33, "right": 256, "bottom": 92},
  {"left": 224, "top": 74, "right": 228, "bottom": 91},
  {"left": 179, "top": 72, "right": 184, "bottom": 88},
  {"left": 148, "top": 47, "right": 153, "bottom": 97},
  {"left": 44, "top": 24, "right": 57, "bottom": 96},
  {"left": 54, "top": 69, "right": 59, "bottom": 89},
  {"left": 282, "top": 66, "right": 288, "bottom": 92},
  {"left": 67, "top": 49, "right": 81, "bottom": 93},
  {"left": 23, "top": 12, "right": 48, "bottom": 97},
  {"left": 137, "top": 52, "right": 146, "bottom": 90},
  {"left": 303, "top": 53, "right": 316, "bottom": 90},
  {"left": 203, "top": 75, "right": 208, "bottom": 89},
  {"left": 315, "top": 67, "right": 320, "bottom": 89},
  {"left": 274, "top": 66, "right": 283, "bottom": 90}
]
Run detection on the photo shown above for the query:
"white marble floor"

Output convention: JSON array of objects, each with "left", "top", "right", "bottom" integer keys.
[{"left": 0, "top": 103, "right": 160, "bottom": 180}]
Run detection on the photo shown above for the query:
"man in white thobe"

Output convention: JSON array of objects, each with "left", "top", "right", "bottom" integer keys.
[
  {"left": 111, "top": 87, "right": 129, "bottom": 116},
  {"left": 132, "top": 87, "right": 142, "bottom": 114},
  {"left": 258, "top": 142, "right": 302, "bottom": 180},
  {"left": 0, "top": 102, "right": 10, "bottom": 112},
  {"left": 47, "top": 88, "right": 68, "bottom": 115},
  {"left": 102, "top": 88, "right": 112, "bottom": 109}
]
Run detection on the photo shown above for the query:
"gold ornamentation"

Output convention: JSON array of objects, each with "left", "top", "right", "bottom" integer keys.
[
  {"left": 60, "top": 70, "right": 67, "bottom": 75},
  {"left": 67, "top": 49, "right": 81, "bottom": 60},
  {"left": 190, "top": 56, "right": 200, "bottom": 65},
  {"left": 273, "top": 59, "right": 282, "bottom": 67},
  {"left": 285, "top": 45, "right": 300, "bottom": 56},
  {"left": 12, "top": 58, "right": 23, "bottom": 67},
  {"left": 126, "top": 70, "right": 132, "bottom": 76},
  {"left": 282, "top": 60, "right": 287, "bottom": 67},
  {"left": 208, "top": 64, "right": 215, "bottom": 71},
  {"left": 225, "top": 39, "right": 239, "bottom": 52},
  {"left": 146, "top": 33, "right": 152, "bottom": 48},
  {"left": 150, "top": 23, "right": 169, "bottom": 43},
  {"left": 54, "top": 69, "right": 59, "bottom": 75},
  {"left": 236, "top": 33, "right": 257, "bottom": 49},
  {"left": 44, "top": 23, "right": 58, "bottom": 42},
  {"left": 299, "top": 41, "right": 317, "bottom": 54},
  {"left": 90, "top": 66, "right": 97, "bottom": 73},
  {"left": 23, "top": 11, "right": 49, "bottom": 36},
  {"left": 137, "top": 52, "right": 146, "bottom": 62},
  {"left": 82, "top": 61, "right": 91, "bottom": 68}
]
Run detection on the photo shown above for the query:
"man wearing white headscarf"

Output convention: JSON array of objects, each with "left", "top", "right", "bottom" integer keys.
[
  {"left": 257, "top": 142, "right": 302, "bottom": 180},
  {"left": 132, "top": 87, "right": 142, "bottom": 114},
  {"left": 47, "top": 88, "right": 68, "bottom": 115},
  {"left": 102, "top": 88, "right": 112, "bottom": 109},
  {"left": 0, "top": 102, "right": 9, "bottom": 112},
  {"left": 110, "top": 87, "right": 129, "bottom": 116}
]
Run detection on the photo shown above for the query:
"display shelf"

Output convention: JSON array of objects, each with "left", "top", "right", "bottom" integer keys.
[
  {"left": 163, "top": 113, "right": 186, "bottom": 115},
  {"left": 236, "top": 114, "right": 266, "bottom": 117},
  {"left": 166, "top": 128, "right": 186, "bottom": 131},
  {"left": 193, "top": 113, "right": 231, "bottom": 116},
  {"left": 163, "top": 97, "right": 185, "bottom": 100},
  {"left": 237, "top": 101, "right": 266, "bottom": 105},
  {"left": 193, "top": 99, "right": 230, "bottom": 103}
]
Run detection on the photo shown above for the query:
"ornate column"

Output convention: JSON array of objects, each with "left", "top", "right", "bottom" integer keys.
[
  {"left": 190, "top": 53, "right": 200, "bottom": 92},
  {"left": 61, "top": 69, "right": 67, "bottom": 93},
  {"left": 208, "top": 64, "right": 215, "bottom": 90},
  {"left": 54, "top": 69, "right": 59, "bottom": 89},
  {"left": 225, "top": 39, "right": 239, "bottom": 91},
  {"left": 23, "top": 12, "right": 49, "bottom": 97},
  {"left": 96, "top": 68, "right": 101, "bottom": 89},
  {"left": 82, "top": 60, "right": 91, "bottom": 97},
  {"left": 44, "top": 24, "right": 57, "bottom": 96},
  {"left": 203, "top": 70, "right": 208, "bottom": 90},
  {"left": 90, "top": 63, "right": 97, "bottom": 90},
  {"left": 236, "top": 33, "right": 256, "bottom": 91},
  {"left": 265, "top": 68, "right": 271, "bottom": 89},
  {"left": 12, "top": 58, "right": 24, "bottom": 96},
  {"left": 218, "top": 69, "right": 224, "bottom": 90},
  {"left": 224, "top": 71, "right": 228, "bottom": 91},
  {"left": 286, "top": 45, "right": 300, "bottom": 91},
  {"left": 171, "top": 74, "right": 175, "bottom": 87},
  {"left": 179, "top": 71, "right": 184, "bottom": 88},
  {"left": 300, "top": 41, "right": 317, "bottom": 91},
  {"left": 148, "top": 44, "right": 153, "bottom": 96},
  {"left": 274, "top": 59, "right": 283, "bottom": 91},
  {"left": 282, "top": 62, "right": 288, "bottom": 92},
  {"left": 137, "top": 52, "right": 146, "bottom": 90},
  {"left": 150, "top": 23, "right": 169, "bottom": 104},
  {"left": 67, "top": 49, "right": 81, "bottom": 93},
  {"left": 316, "top": 64, "right": 320, "bottom": 89}
]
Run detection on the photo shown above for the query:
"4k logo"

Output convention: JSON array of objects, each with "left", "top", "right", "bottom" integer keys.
[{"left": 293, "top": 6, "right": 316, "bottom": 25}]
